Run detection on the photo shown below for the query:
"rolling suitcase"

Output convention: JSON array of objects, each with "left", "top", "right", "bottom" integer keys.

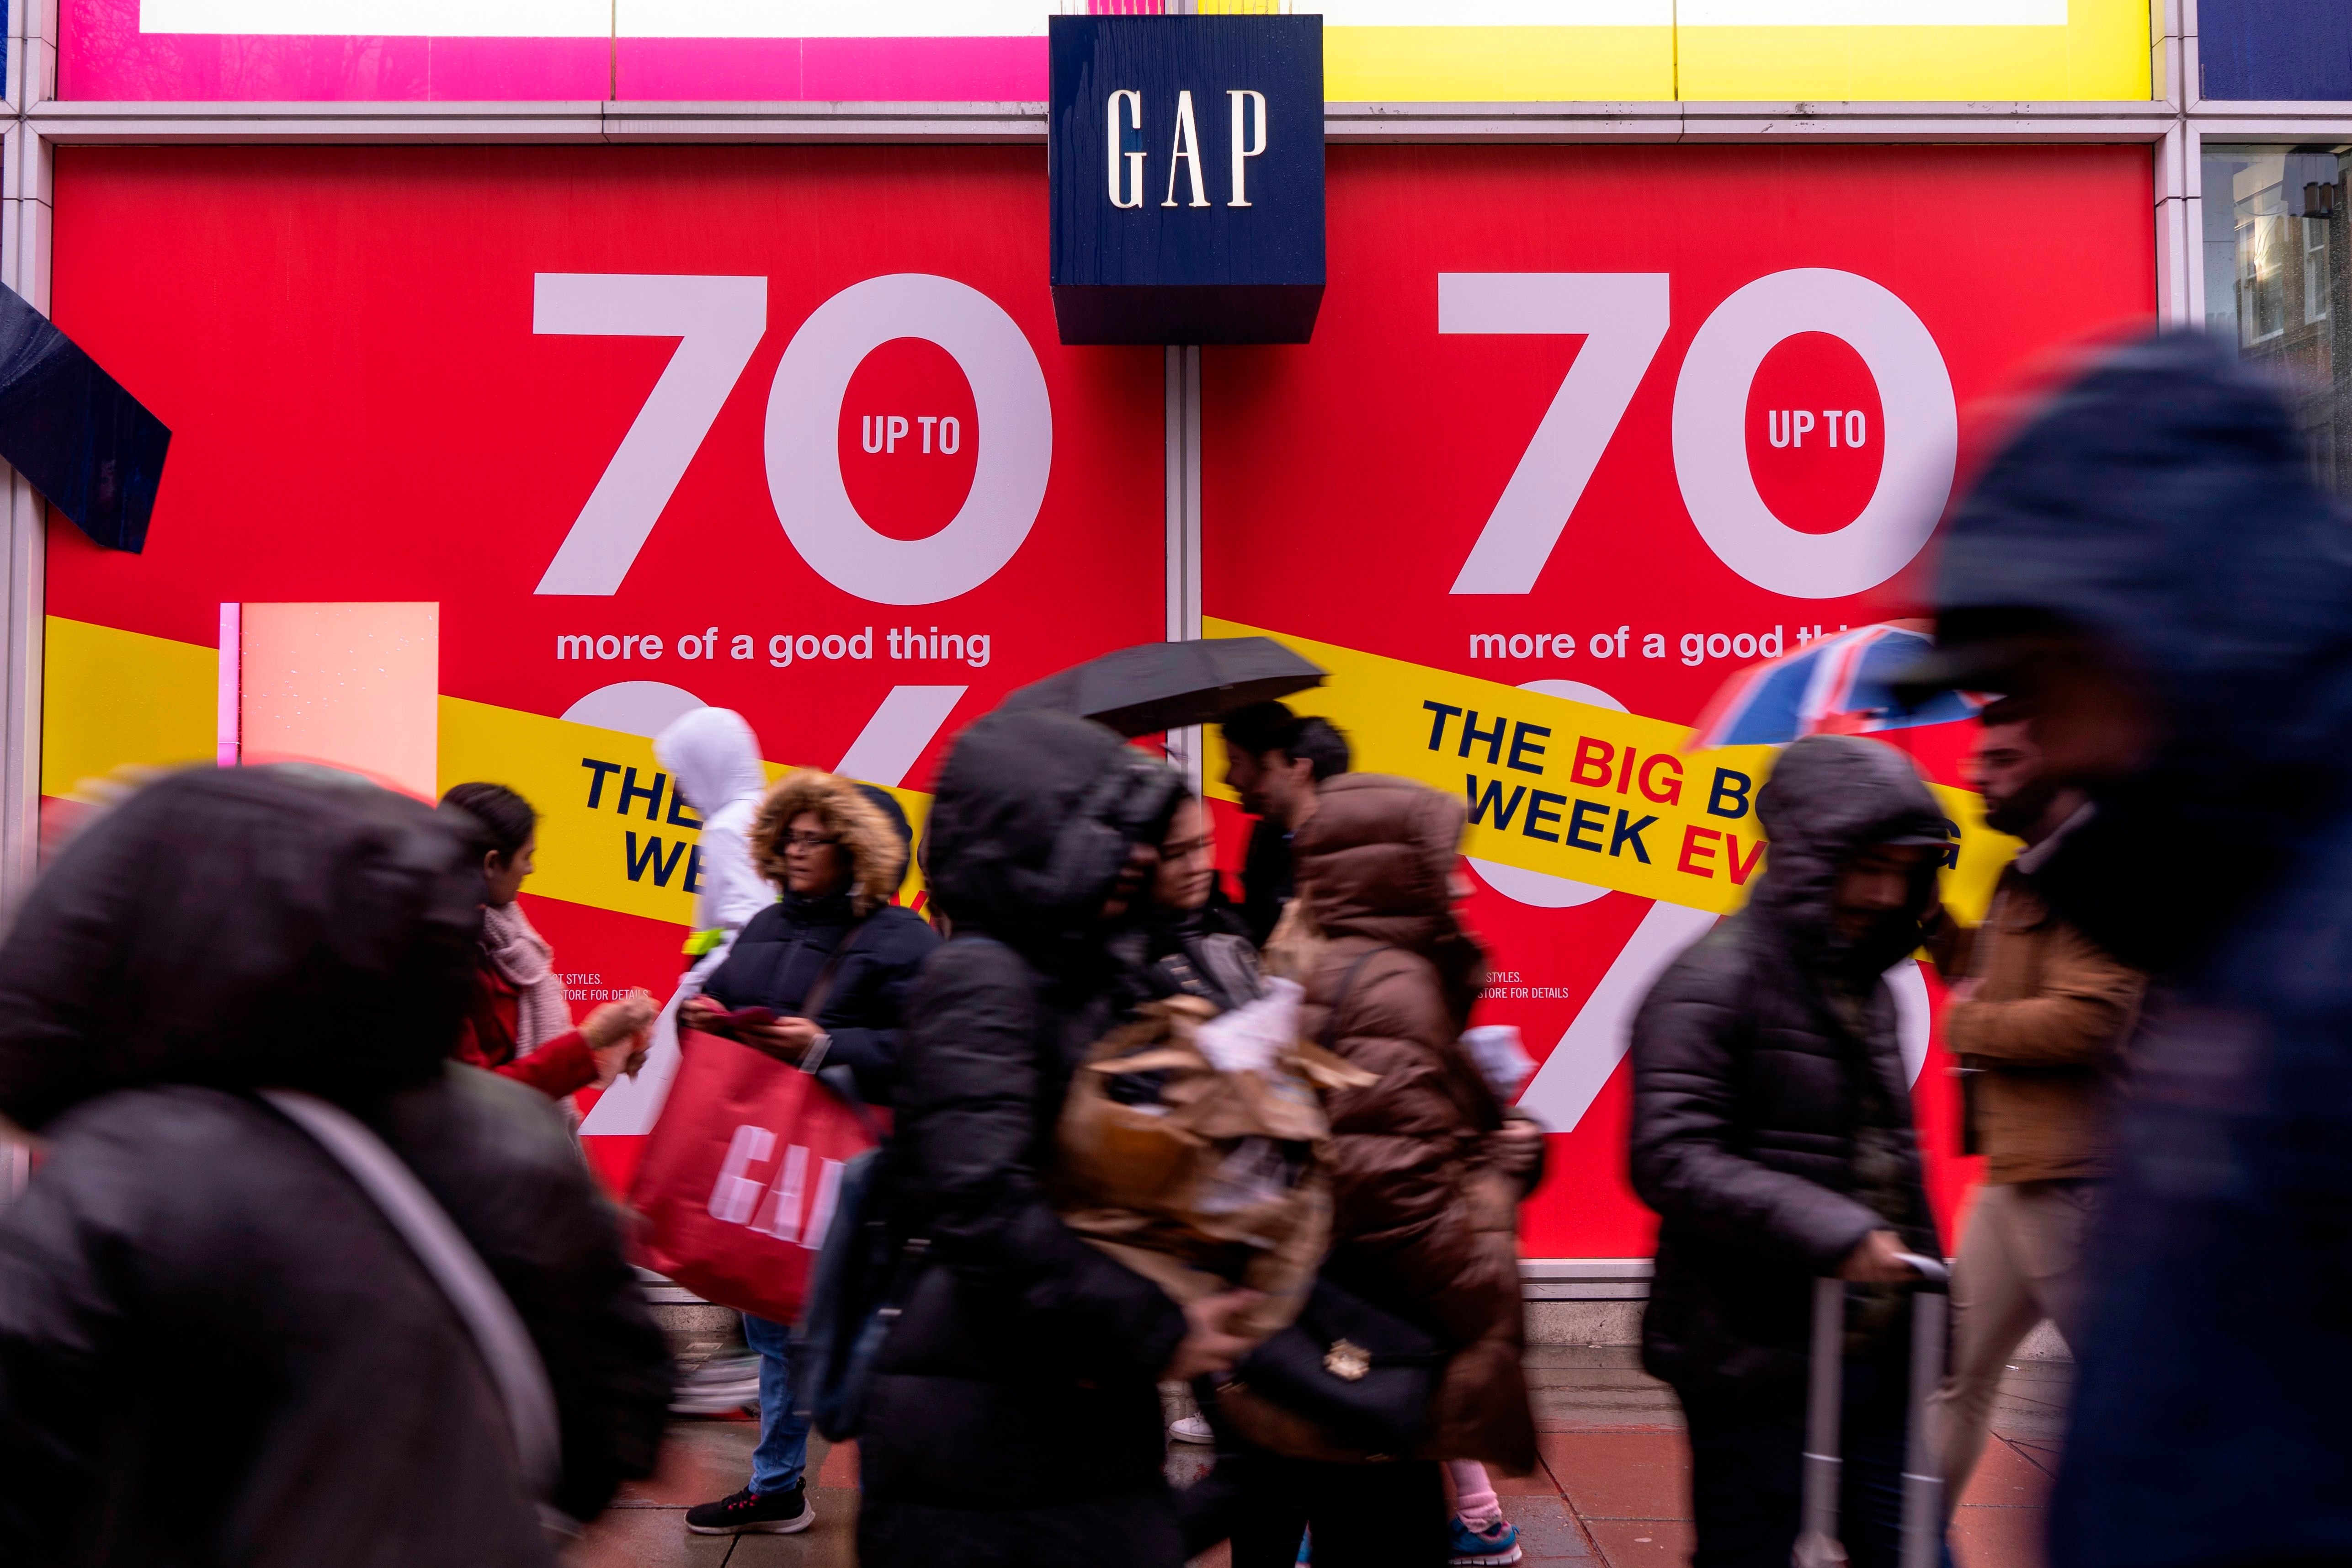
[{"left": 1793, "top": 1253, "right": 1950, "bottom": 1568}]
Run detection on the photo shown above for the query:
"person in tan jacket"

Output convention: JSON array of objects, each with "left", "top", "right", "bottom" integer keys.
[{"left": 1928, "top": 697, "right": 2144, "bottom": 1503}]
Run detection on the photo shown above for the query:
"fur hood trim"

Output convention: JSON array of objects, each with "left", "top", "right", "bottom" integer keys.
[{"left": 750, "top": 770, "right": 909, "bottom": 918}]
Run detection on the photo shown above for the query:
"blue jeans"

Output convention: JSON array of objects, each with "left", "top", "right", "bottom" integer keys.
[{"left": 743, "top": 1313, "right": 811, "bottom": 1495}]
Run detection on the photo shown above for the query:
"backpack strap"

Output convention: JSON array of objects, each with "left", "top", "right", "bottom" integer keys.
[{"left": 261, "top": 1090, "right": 565, "bottom": 1522}]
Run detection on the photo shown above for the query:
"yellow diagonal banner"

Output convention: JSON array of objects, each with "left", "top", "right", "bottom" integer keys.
[
  {"left": 1204, "top": 619, "right": 2011, "bottom": 922},
  {"left": 439, "top": 696, "right": 931, "bottom": 926}
]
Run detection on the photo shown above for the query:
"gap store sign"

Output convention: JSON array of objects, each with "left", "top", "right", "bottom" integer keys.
[{"left": 1048, "top": 14, "right": 1325, "bottom": 345}]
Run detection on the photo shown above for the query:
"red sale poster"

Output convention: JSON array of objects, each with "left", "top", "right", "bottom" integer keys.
[
  {"left": 43, "top": 145, "right": 1164, "bottom": 1185},
  {"left": 1202, "top": 144, "right": 2156, "bottom": 1257}
]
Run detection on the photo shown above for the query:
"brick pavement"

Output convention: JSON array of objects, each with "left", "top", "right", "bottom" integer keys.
[{"left": 564, "top": 1346, "right": 2073, "bottom": 1568}]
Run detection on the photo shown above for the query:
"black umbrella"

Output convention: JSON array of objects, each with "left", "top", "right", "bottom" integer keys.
[{"left": 997, "top": 637, "right": 1326, "bottom": 738}]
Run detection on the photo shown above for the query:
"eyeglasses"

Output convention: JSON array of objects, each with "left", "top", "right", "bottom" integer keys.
[{"left": 782, "top": 831, "right": 841, "bottom": 850}]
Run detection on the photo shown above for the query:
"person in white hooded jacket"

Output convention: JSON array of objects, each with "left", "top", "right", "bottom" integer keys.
[
  {"left": 657, "top": 706, "right": 774, "bottom": 964},
  {"left": 622, "top": 707, "right": 776, "bottom": 1417}
]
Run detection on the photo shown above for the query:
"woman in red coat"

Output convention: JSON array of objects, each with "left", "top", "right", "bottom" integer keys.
[{"left": 442, "top": 781, "right": 655, "bottom": 1099}]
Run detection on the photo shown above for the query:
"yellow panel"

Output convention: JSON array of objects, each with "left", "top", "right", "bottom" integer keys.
[
  {"left": 1324, "top": 25, "right": 1675, "bottom": 101},
  {"left": 438, "top": 696, "right": 931, "bottom": 926},
  {"left": 1203, "top": 616, "right": 2014, "bottom": 922},
  {"left": 41, "top": 617, "right": 217, "bottom": 799},
  {"left": 1254, "top": 1, "right": 2147, "bottom": 102},
  {"left": 1678, "top": 0, "right": 2148, "bottom": 101}
]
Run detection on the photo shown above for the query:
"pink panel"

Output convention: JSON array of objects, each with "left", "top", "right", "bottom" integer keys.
[
  {"left": 612, "top": 37, "right": 804, "bottom": 101},
  {"left": 239, "top": 601, "right": 440, "bottom": 801},
  {"left": 63, "top": 0, "right": 608, "bottom": 101},
  {"left": 216, "top": 601, "right": 239, "bottom": 768},
  {"left": 798, "top": 36, "right": 1046, "bottom": 101}
]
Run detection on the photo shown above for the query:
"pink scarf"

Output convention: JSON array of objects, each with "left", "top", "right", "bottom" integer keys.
[{"left": 480, "top": 902, "right": 574, "bottom": 1054}]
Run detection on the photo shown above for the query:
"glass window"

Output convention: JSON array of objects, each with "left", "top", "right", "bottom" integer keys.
[
  {"left": 2309, "top": 217, "right": 2332, "bottom": 324},
  {"left": 2204, "top": 145, "right": 2349, "bottom": 495}
]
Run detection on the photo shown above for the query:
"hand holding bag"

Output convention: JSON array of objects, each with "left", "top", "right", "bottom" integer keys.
[{"left": 627, "top": 924, "right": 884, "bottom": 1323}]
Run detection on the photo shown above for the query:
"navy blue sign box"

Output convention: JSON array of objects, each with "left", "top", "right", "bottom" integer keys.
[{"left": 1048, "top": 14, "right": 1324, "bottom": 345}]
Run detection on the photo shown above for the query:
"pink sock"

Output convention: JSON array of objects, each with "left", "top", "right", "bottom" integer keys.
[{"left": 1447, "top": 1460, "right": 1502, "bottom": 1530}]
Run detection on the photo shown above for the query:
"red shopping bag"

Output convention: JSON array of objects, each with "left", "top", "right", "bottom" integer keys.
[{"left": 628, "top": 1029, "right": 880, "bottom": 1323}]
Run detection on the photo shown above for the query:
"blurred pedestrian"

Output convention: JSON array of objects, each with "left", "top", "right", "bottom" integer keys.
[
  {"left": 1143, "top": 785, "right": 1262, "bottom": 1016},
  {"left": 440, "top": 781, "right": 655, "bottom": 1100},
  {"left": 0, "top": 765, "right": 671, "bottom": 1566},
  {"left": 857, "top": 711, "right": 1257, "bottom": 1568},
  {"left": 1220, "top": 702, "right": 1351, "bottom": 946},
  {"left": 1193, "top": 773, "right": 1542, "bottom": 1568},
  {"left": 652, "top": 709, "right": 774, "bottom": 1418},
  {"left": 1923, "top": 697, "right": 2142, "bottom": 1503},
  {"left": 1903, "top": 330, "right": 2352, "bottom": 1568},
  {"left": 655, "top": 705, "right": 773, "bottom": 972},
  {"left": 678, "top": 770, "right": 937, "bottom": 1538},
  {"left": 1628, "top": 735, "right": 1951, "bottom": 1568},
  {"left": 1144, "top": 786, "right": 1266, "bottom": 1450}
]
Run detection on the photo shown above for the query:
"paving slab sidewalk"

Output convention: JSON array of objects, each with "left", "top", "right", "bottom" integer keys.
[{"left": 565, "top": 1348, "right": 2070, "bottom": 1568}]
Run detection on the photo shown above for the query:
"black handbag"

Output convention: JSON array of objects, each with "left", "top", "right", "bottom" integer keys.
[
  {"left": 1229, "top": 1273, "right": 1445, "bottom": 1457},
  {"left": 1226, "top": 945, "right": 1448, "bottom": 1458}
]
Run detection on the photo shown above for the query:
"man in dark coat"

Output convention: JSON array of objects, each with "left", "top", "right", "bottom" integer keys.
[
  {"left": 1219, "top": 702, "right": 1352, "bottom": 946},
  {"left": 1629, "top": 734, "right": 1951, "bottom": 1568},
  {"left": 857, "top": 710, "right": 1257, "bottom": 1568},
  {"left": 0, "top": 765, "right": 670, "bottom": 1567},
  {"left": 1902, "top": 331, "right": 2352, "bottom": 1568}
]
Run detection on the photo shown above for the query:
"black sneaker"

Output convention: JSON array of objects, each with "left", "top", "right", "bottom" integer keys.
[{"left": 684, "top": 1483, "right": 814, "bottom": 1536}]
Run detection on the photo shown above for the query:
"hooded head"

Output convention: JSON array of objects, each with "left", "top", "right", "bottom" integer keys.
[
  {"left": 1924, "top": 330, "right": 2352, "bottom": 972},
  {"left": 655, "top": 707, "right": 766, "bottom": 819},
  {"left": 748, "top": 769, "right": 914, "bottom": 919},
  {"left": 1293, "top": 773, "right": 1485, "bottom": 1018},
  {"left": 921, "top": 710, "right": 1183, "bottom": 969},
  {"left": 1747, "top": 735, "right": 1952, "bottom": 977},
  {"left": 1295, "top": 773, "right": 1465, "bottom": 948},
  {"left": 0, "top": 765, "right": 484, "bottom": 1132}
]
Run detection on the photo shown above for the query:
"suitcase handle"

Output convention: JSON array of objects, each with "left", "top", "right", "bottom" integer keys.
[
  {"left": 1894, "top": 1251, "right": 1950, "bottom": 1285},
  {"left": 1794, "top": 1261, "right": 1951, "bottom": 1568}
]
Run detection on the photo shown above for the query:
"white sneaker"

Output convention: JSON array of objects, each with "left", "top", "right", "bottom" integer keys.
[
  {"left": 1169, "top": 1413, "right": 1215, "bottom": 1444},
  {"left": 670, "top": 1352, "right": 761, "bottom": 1415}
]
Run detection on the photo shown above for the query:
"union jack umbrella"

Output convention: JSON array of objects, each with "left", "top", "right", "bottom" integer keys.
[{"left": 1687, "top": 620, "right": 1981, "bottom": 749}]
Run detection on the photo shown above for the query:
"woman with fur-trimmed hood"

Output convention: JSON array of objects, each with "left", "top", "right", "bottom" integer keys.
[
  {"left": 676, "top": 768, "right": 938, "bottom": 1539},
  {"left": 684, "top": 768, "right": 937, "bottom": 1110}
]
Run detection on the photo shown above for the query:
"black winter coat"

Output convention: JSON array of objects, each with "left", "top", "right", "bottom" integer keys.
[
  {"left": 700, "top": 891, "right": 937, "bottom": 1105},
  {"left": 0, "top": 1069, "right": 670, "bottom": 1568},
  {"left": 858, "top": 710, "right": 1189, "bottom": 1568},
  {"left": 1629, "top": 736, "right": 1948, "bottom": 1403}
]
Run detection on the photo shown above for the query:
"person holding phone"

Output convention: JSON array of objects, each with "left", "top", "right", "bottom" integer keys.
[
  {"left": 678, "top": 770, "right": 937, "bottom": 1537},
  {"left": 440, "top": 781, "right": 654, "bottom": 1100}
]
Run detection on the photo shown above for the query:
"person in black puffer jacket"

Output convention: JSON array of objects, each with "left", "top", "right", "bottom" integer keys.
[
  {"left": 1628, "top": 734, "right": 1952, "bottom": 1568},
  {"left": 0, "top": 765, "right": 670, "bottom": 1568},
  {"left": 684, "top": 771, "right": 936, "bottom": 1106},
  {"left": 676, "top": 768, "right": 937, "bottom": 1538},
  {"left": 857, "top": 711, "right": 1262, "bottom": 1568}
]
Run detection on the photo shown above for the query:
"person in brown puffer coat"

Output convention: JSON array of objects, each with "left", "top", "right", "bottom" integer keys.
[{"left": 1216, "top": 772, "right": 1542, "bottom": 1566}]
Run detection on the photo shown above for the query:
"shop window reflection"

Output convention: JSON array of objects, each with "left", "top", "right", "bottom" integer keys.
[{"left": 2206, "top": 146, "right": 2350, "bottom": 494}]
